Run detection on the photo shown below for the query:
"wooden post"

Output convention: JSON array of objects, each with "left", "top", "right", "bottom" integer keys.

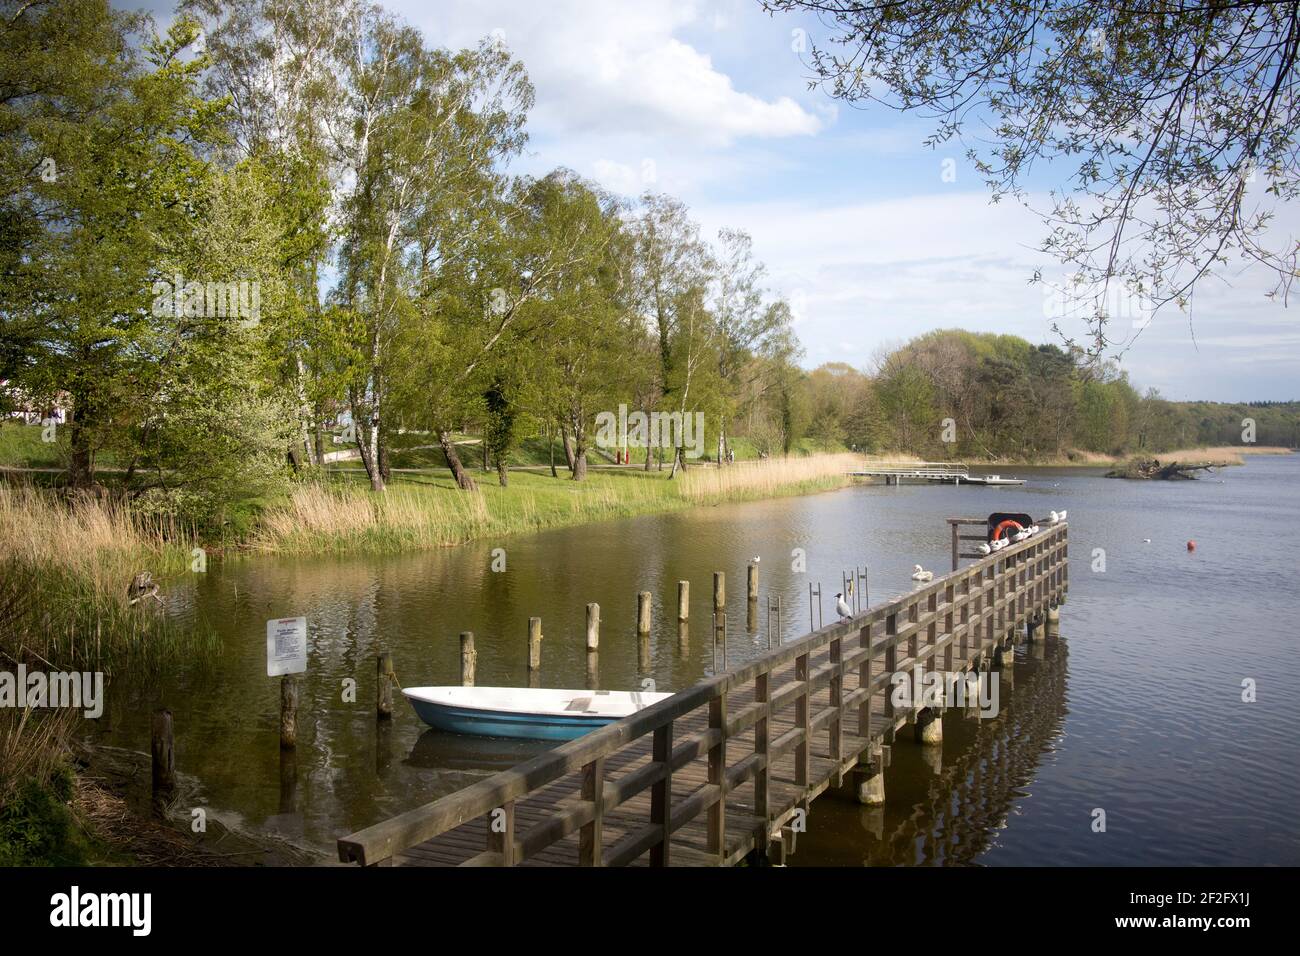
[
  {"left": 747, "top": 563, "right": 758, "bottom": 601},
  {"left": 460, "top": 631, "right": 477, "bottom": 686},
  {"left": 713, "top": 571, "right": 725, "bottom": 614},
  {"left": 914, "top": 706, "right": 943, "bottom": 745},
  {"left": 951, "top": 521, "right": 960, "bottom": 572},
  {"left": 586, "top": 603, "right": 600, "bottom": 652},
  {"left": 151, "top": 709, "right": 175, "bottom": 792},
  {"left": 376, "top": 651, "right": 393, "bottom": 719},
  {"left": 677, "top": 581, "right": 689, "bottom": 622},
  {"left": 528, "top": 617, "right": 543, "bottom": 671},
  {"left": 279, "top": 675, "right": 298, "bottom": 750},
  {"left": 637, "top": 591, "right": 652, "bottom": 637}
]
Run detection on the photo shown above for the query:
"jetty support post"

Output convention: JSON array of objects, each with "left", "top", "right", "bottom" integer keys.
[
  {"left": 376, "top": 651, "right": 394, "bottom": 720},
  {"left": 586, "top": 604, "right": 600, "bottom": 652},
  {"left": 151, "top": 708, "right": 175, "bottom": 793},
  {"left": 713, "top": 572, "right": 725, "bottom": 617},
  {"left": 677, "top": 581, "right": 689, "bottom": 623},
  {"left": 854, "top": 746, "right": 885, "bottom": 806},
  {"left": 460, "top": 631, "right": 477, "bottom": 686},
  {"left": 747, "top": 562, "right": 758, "bottom": 601},
  {"left": 528, "top": 617, "right": 543, "bottom": 672},
  {"left": 914, "top": 706, "right": 943, "bottom": 745},
  {"left": 637, "top": 591, "right": 652, "bottom": 637},
  {"left": 280, "top": 675, "right": 298, "bottom": 750}
]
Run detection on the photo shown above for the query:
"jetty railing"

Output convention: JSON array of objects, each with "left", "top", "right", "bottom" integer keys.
[{"left": 337, "top": 521, "right": 1068, "bottom": 867}]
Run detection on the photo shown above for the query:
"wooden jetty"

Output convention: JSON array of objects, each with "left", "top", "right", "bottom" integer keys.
[
  {"left": 847, "top": 461, "right": 1025, "bottom": 486},
  {"left": 337, "top": 520, "right": 1068, "bottom": 867}
]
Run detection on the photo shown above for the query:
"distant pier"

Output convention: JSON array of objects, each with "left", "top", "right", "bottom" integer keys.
[{"left": 848, "top": 462, "right": 1025, "bottom": 486}]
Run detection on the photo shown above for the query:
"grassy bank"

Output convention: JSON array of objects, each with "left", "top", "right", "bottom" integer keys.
[{"left": 254, "top": 453, "right": 865, "bottom": 554}]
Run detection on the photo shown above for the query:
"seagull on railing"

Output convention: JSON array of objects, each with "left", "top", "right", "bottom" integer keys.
[
  {"left": 977, "top": 542, "right": 991, "bottom": 556},
  {"left": 911, "top": 565, "right": 934, "bottom": 583},
  {"left": 990, "top": 537, "right": 1008, "bottom": 551},
  {"left": 835, "top": 592, "right": 852, "bottom": 620}
]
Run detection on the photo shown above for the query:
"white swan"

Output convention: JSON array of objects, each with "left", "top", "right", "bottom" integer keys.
[
  {"left": 835, "top": 593, "right": 852, "bottom": 620},
  {"left": 911, "top": 564, "right": 934, "bottom": 583}
]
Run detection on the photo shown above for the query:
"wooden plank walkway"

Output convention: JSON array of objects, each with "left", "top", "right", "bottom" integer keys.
[{"left": 338, "top": 521, "right": 1069, "bottom": 867}]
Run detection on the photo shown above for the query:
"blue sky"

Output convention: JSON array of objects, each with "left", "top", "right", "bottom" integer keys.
[{"left": 127, "top": 0, "right": 1300, "bottom": 401}]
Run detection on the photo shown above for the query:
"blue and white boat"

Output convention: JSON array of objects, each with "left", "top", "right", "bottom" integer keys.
[{"left": 403, "top": 686, "right": 673, "bottom": 741}]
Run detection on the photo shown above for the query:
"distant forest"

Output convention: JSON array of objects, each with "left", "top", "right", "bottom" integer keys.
[{"left": 792, "top": 329, "right": 1300, "bottom": 461}]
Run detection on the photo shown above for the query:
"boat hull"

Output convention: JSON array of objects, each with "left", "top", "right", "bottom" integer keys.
[{"left": 408, "top": 696, "right": 624, "bottom": 741}]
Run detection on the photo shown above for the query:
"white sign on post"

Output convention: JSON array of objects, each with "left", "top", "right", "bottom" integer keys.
[{"left": 266, "top": 617, "right": 308, "bottom": 676}]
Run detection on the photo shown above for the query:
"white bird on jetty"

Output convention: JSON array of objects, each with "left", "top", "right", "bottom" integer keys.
[
  {"left": 1049, "top": 510, "right": 1067, "bottom": 524},
  {"left": 753, "top": 555, "right": 760, "bottom": 564},
  {"left": 1012, "top": 529, "right": 1029, "bottom": 542},
  {"left": 835, "top": 593, "right": 852, "bottom": 620},
  {"left": 911, "top": 565, "right": 934, "bottom": 583},
  {"left": 977, "top": 542, "right": 991, "bottom": 556},
  {"left": 990, "top": 537, "right": 1008, "bottom": 551},
  {"left": 1058, "top": 509, "right": 1067, "bottom": 521}
]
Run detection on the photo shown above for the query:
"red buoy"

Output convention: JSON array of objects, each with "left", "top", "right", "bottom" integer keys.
[{"left": 1187, "top": 540, "right": 1196, "bottom": 552}]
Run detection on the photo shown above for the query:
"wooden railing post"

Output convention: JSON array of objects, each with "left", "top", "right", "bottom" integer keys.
[
  {"left": 753, "top": 673, "right": 770, "bottom": 850},
  {"left": 883, "top": 613, "right": 898, "bottom": 724},
  {"left": 829, "top": 636, "right": 843, "bottom": 774},
  {"left": 858, "top": 622, "right": 873, "bottom": 738},
  {"left": 579, "top": 757, "right": 604, "bottom": 866},
  {"left": 650, "top": 722, "right": 674, "bottom": 866},
  {"left": 795, "top": 651, "right": 811, "bottom": 786},
  {"left": 488, "top": 801, "right": 515, "bottom": 865},
  {"left": 707, "top": 693, "right": 728, "bottom": 861}
]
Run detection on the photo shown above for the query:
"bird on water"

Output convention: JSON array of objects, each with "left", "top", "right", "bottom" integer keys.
[{"left": 912, "top": 565, "right": 934, "bottom": 583}]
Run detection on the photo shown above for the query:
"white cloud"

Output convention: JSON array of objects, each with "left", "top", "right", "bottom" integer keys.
[{"left": 408, "top": 0, "right": 823, "bottom": 146}]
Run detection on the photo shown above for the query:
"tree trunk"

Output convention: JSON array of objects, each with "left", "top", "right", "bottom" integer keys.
[
  {"left": 378, "top": 438, "right": 391, "bottom": 482},
  {"left": 67, "top": 396, "right": 94, "bottom": 489},
  {"left": 549, "top": 426, "right": 557, "bottom": 478},
  {"left": 350, "top": 392, "right": 384, "bottom": 492},
  {"left": 560, "top": 422, "right": 577, "bottom": 473},
  {"left": 439, "top": 430, "right": 477, "bottom": 490},
  {"left": 497, "top": 458, "right": 509, "bottom": 487}
]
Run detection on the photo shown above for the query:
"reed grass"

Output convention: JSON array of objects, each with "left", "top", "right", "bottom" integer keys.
[
  {"left": 0, "top": 485, "right": 215, "bottom": 673},
  {"left": 254, "top": 454, "right": 864, "bottom": 555}
]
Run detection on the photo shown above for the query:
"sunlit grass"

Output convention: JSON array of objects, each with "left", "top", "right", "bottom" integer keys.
[{"left": 255, "top": 453, "right": 865, "bottom": 555}]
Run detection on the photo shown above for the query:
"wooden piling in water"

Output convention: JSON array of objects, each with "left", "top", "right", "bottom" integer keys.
[
  {"left": 747, "top": 563, "right": 758, "bottom": 601},
  {"left": 376, "top": 652, "right": 393, "bottom": 720},
  {"left": 914, "top": 707, "right": 943, "bottom": 745},
  {"left": 280, "top": 676, "right": 298, "bottom": 750},
  {"left": 677, "top": 581, "right": 689, "bottom": 622},
  {"left": 151, "top": 709, "right": 175, "bottom": 793},
  {"left": 528, "top": 617, "right": 543, "bottom": 671},
  {"left": 586, "top": 604, "right": 600, "bottom": 652},
  {"left": 460, "top": 631, "right": 477, "bottom": 686},
  {"left": 637, "top": 591, "right": 652, "bottom": 637},
  {"left": 713, "top": 572, "right": 725, "bottom": 614}
]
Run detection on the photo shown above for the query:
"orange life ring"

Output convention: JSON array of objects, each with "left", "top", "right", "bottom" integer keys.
[{"left": 991, "top": 519, "right": 1024, "bottom": 542}]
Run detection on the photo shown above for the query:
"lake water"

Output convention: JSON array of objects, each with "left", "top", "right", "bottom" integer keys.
[{"left": 90, "top": 456, "right": 1300, "bottom": 865}]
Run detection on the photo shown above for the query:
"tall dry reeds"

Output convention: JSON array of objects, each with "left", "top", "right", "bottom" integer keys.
[
  {"left": 677, "top": 453, "right": 864, "bottom": 504},
  {"left": 0, "top": 485, "right": 206, "bottom": 671}
]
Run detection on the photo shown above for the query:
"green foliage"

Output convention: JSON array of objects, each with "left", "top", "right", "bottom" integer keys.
[{"left": 0, "top": 768, "right": 90, "bottom": 867}]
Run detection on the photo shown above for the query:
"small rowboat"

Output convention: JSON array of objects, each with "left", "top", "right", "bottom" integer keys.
[{"left": 403, "top": 686, "right": 674, "bottom": 741}]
